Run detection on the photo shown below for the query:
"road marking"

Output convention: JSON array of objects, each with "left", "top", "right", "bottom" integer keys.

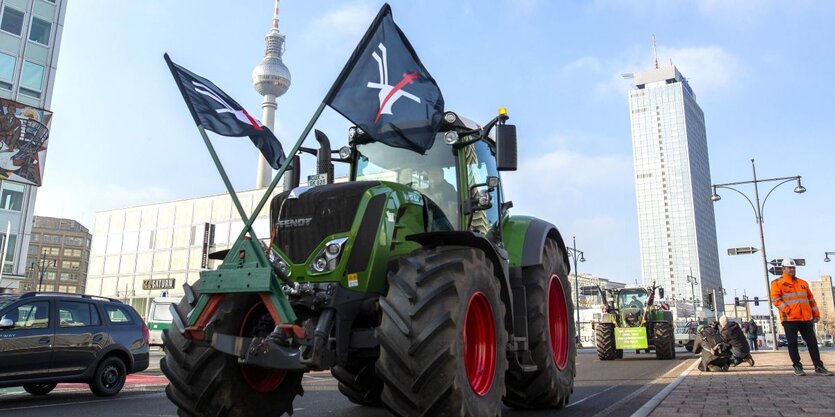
[
  {"left": 629, "top": 358, "right": 700, "bottom": 417},
  {"left": 0, "top": 392, "right": 165, "bottom": 411}
]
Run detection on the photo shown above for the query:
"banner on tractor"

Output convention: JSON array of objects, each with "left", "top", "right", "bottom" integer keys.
[
  {"left": 615, "top": 327, "right": 649, "bottom": 349},
  {"left": 164, "top": 54, "right": 286, "bottom": 169},
  {"left": 0, "top": 99, "right": 51, "bottom": 186},
  {"left": 324, "top": 3, "right": 444, "bottom": 154}
]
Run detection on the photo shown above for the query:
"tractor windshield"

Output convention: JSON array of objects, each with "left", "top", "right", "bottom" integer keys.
[
  {"left": 355, "top": 134, "right": 459, "bottom": 228},
  {"left": 619, "top": 290, "right": 648, "bottom": 309}
]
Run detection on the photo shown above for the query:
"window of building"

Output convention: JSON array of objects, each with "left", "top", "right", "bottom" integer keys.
[
  {"left": 0, "top": 182, "right": 24, "bottom": 211},
  {"left": 0, "top": 7, "right": 24, "bottom": 36},
  {"left": 20, "top": 61, "right": 44, "bottom": 98},
  {"left": 0, "top": 51, "right": 14, "bottom": 90},
  {"left": 60, "top": 272, "right": 79, "bottom": 282},
  {"left": 41, "top": 246, "right": 60, "bottom": 255},
  {"left": 62, "top": 260, "right": 80, "bottom": 270},
  {"left": 64, "top": 236, "right": 85, "bottom": 246},
  {"left": 28, "top": 17, "right": 51, "bottom": 45},
  {"left": 42, "top": 234, "right": 61, "bottom": 244}
]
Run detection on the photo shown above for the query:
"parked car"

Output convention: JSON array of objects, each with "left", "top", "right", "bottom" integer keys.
[
  {"left": 777, "top": 334, "right": 788, "bottom": 347},
  {"left": 0, "top": 292, "right": 150, "bottom": 396},
  {"left": 675, "top": 321, "right": 698, "bottom": 352}
]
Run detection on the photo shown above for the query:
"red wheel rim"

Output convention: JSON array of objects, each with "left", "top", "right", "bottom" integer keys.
[
  {"left": 239, "top": 301, "right": 286, "bottom": 393},
  {"left": 463, "top": 291, "right": 496, "bottom": 397},
  {"left": 548, "top": 274, "right": 569, "bottom": 370}
]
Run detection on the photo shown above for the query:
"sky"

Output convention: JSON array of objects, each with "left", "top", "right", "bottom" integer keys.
[{"left": 34, "top": 1, "right": 835, "bottom": 314}]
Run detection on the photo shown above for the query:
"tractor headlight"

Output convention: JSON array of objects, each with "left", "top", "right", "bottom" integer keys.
[
  {"left": 277, "top": 260, "right": 291, "bottom": 277},
  {"left": 309, "top": 237, "right": 348, "bottom": 274},
  {"left": 443, "top": 131, "right": 459, "bottom": 145},
  {"left": 443, "top": 112, "right": 458, "bottom": 124},
  {"left": 338, "top": 146, "right": 352, "bottom": 159}
]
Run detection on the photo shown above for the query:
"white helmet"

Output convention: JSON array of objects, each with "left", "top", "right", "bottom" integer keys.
[{"left": 781, "top": 258, "right": 797, "bottom": 267}]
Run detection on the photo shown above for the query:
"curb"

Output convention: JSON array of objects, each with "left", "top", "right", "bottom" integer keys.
[{"left": 629, "top": 358, "right": 699, "bottom": 417}]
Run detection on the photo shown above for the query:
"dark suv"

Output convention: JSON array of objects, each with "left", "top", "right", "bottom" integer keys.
[{"left": 0, "top": 292, "right": 150, "bottom": 396}]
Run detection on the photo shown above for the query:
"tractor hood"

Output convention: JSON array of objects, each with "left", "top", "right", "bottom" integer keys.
[{"left": 270, "top": 181, "right": 380, "bottom": 263}]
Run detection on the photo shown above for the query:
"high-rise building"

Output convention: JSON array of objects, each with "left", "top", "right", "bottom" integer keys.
[
  {"left": 0, "top": 0, "right": 67, "bottom": 292},
  {"left": 252, "top": 0, "right": 290, "bottom": 189},
  {"left": 627, "top": 60, "right": 722, "bottom": 314},
  {"left": 811, "top": 275, "right": 834, "bottom": 323},
  {"left": 24, "top": 215, "right": 91, "bottom": 293}
]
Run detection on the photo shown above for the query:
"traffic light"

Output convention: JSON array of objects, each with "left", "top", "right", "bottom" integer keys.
[
  {"left": 754, "top": 297, "right": 759, "bottom": 306},
  {"left": 734, "top": 297, "right": 740, "bottom": 306}
]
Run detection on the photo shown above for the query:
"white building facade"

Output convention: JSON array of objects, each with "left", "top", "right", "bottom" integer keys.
[
  {"left": 628, "top": 65, "right": 723, "bottom": 316},
  {"left": 86, "top": 189, "right": 280, "bottom": 318},
  {"left": 0, "top": 0, "right": 66, "bottom": 292}
]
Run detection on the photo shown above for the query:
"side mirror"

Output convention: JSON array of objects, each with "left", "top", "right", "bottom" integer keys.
[
  {"left": 658, "top": 288, "right": 665, "bottom": 299},
  {"left": 0, "top": 318, "right": 13, "bottom": 329},
  {"left": 495, "top": 124, "right": 517, "bottom": 171}
]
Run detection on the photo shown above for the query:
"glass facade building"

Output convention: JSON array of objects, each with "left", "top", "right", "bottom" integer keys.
[
  {"left": 86, "top": 188, "right": 280, "bottom": 318},
  {"left": 628, "top": 65, "right": 723, "bottom": 316},
  {"left": 0, "top": 0, "right": 66, "bottom": 292},
  {"left": 24, "top": 215, "right": 90, "bottom": 293}
]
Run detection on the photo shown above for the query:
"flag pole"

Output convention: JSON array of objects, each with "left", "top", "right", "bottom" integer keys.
[
  {"left": 195, "top": 124, "right": 257, "bottom": 240},
  {"left": 231, "top": 101, "right": 327, "bottom": 244}
]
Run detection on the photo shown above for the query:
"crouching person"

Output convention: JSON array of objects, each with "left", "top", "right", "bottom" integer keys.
[
  {"left": 693, "top": 322, "right": 732, "bottom": 372},
  {"left": 719, "top": 316, "right": 755, "bottom": 367}
]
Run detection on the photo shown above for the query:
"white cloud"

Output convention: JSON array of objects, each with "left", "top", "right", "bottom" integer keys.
[
  {"left": 303, "top": 1, "right": 377, "bottom": 51},
  {"left": 502, "top": 147, "right": 633, "bottom": 219},
  {"left": 581, "top": 45, "right": 743, "bottom": 100}
]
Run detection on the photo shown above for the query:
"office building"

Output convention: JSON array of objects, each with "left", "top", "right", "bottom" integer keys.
[
  {"left": 0, "top": 0, "right": 67, "bottom": 292},
  {"left": 24, "top": 215, "right": 90, "bottom": 293},
  {"left": 628, "top": 59, "right": 723, "bottom": 314}
]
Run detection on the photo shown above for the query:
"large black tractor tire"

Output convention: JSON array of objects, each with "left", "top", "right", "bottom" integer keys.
[
  {"left": 504, "top": 239, "right": 575, "bottom": 409},
  {"left": 161, "top": 290, "right": 303, "bottom": 417},
  {"left": 376, "top": 246, "right": 508, "bottom": 417},
  {"left": 596, "top": 323, "right": 618, "bottom": 360},
  {"left": 653, "top": 322, "right": 675, "bottom": 360},
  {"left": 331, "top": 354, "right": 383, "bottom": 406}
]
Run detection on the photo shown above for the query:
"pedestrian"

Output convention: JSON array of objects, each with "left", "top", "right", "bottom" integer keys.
[
  {"left": 746, "top": 318, "right": 759, "bottom": 351},
  {"left": 719, "top": 316, "right": 754, "bottom": 366},
  {"left": 693, "top": 322, "right": 732, "bottom": 372},
  {"left": 770, "top": 258, "right": 833, "bottom": 376}
]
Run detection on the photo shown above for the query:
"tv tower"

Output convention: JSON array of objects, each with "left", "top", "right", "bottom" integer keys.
[{"left": 252, "top": 0, "right": 291, "bottom": 189}]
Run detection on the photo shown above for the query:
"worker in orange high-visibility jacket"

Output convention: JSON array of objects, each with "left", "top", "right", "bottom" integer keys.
[{"left": 770, "top": 258, "right": 832, "bottom": 376}]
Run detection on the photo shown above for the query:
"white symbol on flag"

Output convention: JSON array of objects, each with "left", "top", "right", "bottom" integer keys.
[
  {"left": 192, "top": 81, "right": 263, "bottom": 130},
  {"left": 366, "top": 43, "right": 421, "bottom": 123}
]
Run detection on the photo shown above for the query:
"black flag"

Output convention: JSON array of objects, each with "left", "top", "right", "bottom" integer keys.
[
  {"left": 165, "top": 54, "right": 286, "bottom": 169},
  {"left": 324, "top": 4, "right": 444, "bottom": 154}
]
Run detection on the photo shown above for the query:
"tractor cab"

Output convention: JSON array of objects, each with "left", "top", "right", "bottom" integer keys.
[{"left": 618, "top": 288, "right": 649, "bottom": 327}]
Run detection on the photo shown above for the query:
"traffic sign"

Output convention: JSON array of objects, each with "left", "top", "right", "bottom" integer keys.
[
  {"left": 769, "top": 266, "right": 782, "bottom": 276},
  {"left": 769, "top": 258, "right": 805, "bottom": 266},
  {"left": 728, "top": 247, "right": 759, "bottom": 255}
]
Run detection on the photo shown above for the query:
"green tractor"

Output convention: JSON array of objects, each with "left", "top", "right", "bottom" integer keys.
[
  {"left": 594, "top": 283, "right": 675, "bottom": 360},
  {"left": 161, "top": 110, "right": 577, "bottom": 416}
]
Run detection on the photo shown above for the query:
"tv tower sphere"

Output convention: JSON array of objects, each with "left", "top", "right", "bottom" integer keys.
[{"left": 252, "top": 27, "right": 291, "bottom": 97}]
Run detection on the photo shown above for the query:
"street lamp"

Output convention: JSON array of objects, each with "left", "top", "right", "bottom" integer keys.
[
  {"left": 34, "top": 251, "right": 57, "bottom": 292},
  {"left": 711, "top": 158, "right": 806, "bottom": 351},
  {"left": 686, "top": 275, "right": 698, "bottom": 320},
  {"left": 825, "top": 252, "right": 834, "bottom": 262},
  {"left": 566, "top": 236, "right": 585, "bottom": 347}
]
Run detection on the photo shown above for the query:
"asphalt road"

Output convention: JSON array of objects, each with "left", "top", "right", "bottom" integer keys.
[{"left": 0, "top": 348, "right": 698, "bottom": 417}]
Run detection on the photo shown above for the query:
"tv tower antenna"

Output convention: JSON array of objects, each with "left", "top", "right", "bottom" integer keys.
[{"left": 652, "top": 34, "right": 659, "bottom": 69}]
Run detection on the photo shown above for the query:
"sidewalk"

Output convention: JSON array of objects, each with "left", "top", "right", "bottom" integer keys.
[{"left": 649, "top": 350, "right": 835, "bottom": 416}]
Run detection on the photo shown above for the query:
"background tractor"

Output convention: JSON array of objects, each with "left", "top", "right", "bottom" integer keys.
[
  {"left": 161, "top": 110, "right": 578, "bottom": 417},
  {"left": 594, "top": 283, "right": 675, "bottom": 360}
]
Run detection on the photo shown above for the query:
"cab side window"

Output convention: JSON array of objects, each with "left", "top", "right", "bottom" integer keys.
[
  {"left": 1, "top": 301, "right": 50, "bottom": 329},
  {"left": 463, "top": 141, "right": 501, "bottom": 237}
]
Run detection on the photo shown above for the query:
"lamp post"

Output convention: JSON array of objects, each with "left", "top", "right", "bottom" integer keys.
[
  {"left": 36, "top": 251, "right": 57, "bottom": 292},
  {"left": 711, "top": 158, "right": 806, "bottom": 351},
  {"left": 825, "top": 252, "right": 835, "bottom": 262},
  {"left": 566, "top": 236, "right": 585, "bottom": 347},
  {"left": 686, "top": 275, "right": 698, "bottom": 320}
]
